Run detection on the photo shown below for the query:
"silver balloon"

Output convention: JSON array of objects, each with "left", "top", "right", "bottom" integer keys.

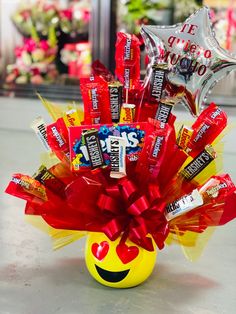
[{"left": 141, "top": 6, "right": 236, "bottom": 116}]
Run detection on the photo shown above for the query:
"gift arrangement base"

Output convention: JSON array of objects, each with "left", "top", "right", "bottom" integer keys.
[{"left": 85, "top": 232, "right": 157, "bottom": 288}]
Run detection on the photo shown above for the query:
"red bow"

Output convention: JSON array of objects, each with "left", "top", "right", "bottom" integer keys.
[{"left": 96, "top": 177, "right": 169, "bottom": 251}]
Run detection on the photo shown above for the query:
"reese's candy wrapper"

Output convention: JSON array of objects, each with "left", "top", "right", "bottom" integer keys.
[
  {"left": 80, "top": 76, "right": 112, "bottom": 124},
  {"left": 5, "top": 173, "right": 47, "bottom": 202},
  {"left": 109, "top": 136, "right": 126, "bottom": 179},
  {"left": 63, "top": 108, "right": 81, "bottom": 127},
  {"left": 115, "top": 32, "right": 140, "bottom": 97},
  {"left": 33, "top": 165, "right": 66, "bottom": 198},
  {"left": 177, "top": 125, "right": 193, "bottom": 150},
  {"left": 31, "top": 116, "right": 51, "bottom": 151},
  {"left": 181, "top": 145, "right": 216, "bottom": 181},
  {"left": 186, "top": 103, "right": 227, "bottom": 157},
  {"left": 83, "top": 129, "right": 105, "bottom": 169},
  {"left": 119, "top": 103, "right": 135, "bottom": 123}
]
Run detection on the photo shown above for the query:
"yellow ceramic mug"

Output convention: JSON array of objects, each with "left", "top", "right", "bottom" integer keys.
[{"left": 85, "top": 232, "right": 157, "bottom": 288}]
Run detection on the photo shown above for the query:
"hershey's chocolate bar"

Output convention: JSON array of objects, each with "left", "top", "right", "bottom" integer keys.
[
  {"left": 83, "top": 129, "right": 105, "bottom": 169},
  {"left": 155, "top": 102, "right": 173, "bottom": 125},
  {"left": 181, "top": 145, "right": 215, "bottom": 181},
  {"left": 150, "top": 65, "right": 168, "bottom": 101},
  {"left": 108, "top": 82, "right": 123, "bottom": 122},
  {"left": 109, "top": 136, "right": 126, "bottom": 178}
]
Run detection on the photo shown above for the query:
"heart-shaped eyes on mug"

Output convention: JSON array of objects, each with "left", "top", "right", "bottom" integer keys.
[
  {"left": 116, "top": 243, "right": 139, "bottom": 264},
  {"left": 92, "top": 241, "right": 109, "bottom": 261}
]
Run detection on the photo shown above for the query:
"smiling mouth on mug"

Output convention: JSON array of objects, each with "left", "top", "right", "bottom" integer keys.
[{"left": 95, "top": 265, "right": 130, "bottom": 282}]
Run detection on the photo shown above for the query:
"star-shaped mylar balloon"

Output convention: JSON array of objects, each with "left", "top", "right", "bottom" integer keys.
[{"left": 141, "top": 6, "right": 236, "bottom": 116}]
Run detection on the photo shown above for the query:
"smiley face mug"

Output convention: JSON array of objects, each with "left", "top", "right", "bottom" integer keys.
[{"left": 85, "top": 232, "right": 157, "bottom": 288}]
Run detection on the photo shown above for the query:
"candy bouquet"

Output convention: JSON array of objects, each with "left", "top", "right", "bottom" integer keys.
[{"left": 5, "top": 7, "right": 236, "bottom": 289}]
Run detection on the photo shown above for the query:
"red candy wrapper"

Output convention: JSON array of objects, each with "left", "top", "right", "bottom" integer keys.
[
  {"left": 5, "top": 173, "right": 48, "bottom": 203},
  {"left": 92, "top": 60, "right": 115, "bottom": 82},
  {"left": 115, "top": 32, "right": 140, "bottom": 102},
  {"left": 80, "top": 76, "right": 112, "bottom": 124},
  {"left": 136, "top": 120, "right": 173, "bottom": 183},
  {"left": 185, "top": 103, "right": 227, "bottom": 157},
  {"left": 47, "top": 119, "right": 70, "bottom": 163}
]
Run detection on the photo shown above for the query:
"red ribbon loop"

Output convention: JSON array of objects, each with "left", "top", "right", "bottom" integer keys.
[
  {"left": 97, "top": 194, "right": 119, "bottom": 215},
  {"left": 127, "top": 196, "right": 150, "bottom": 216},
  {"left": 102, "top": 218, "right": 124, "bottom": 241},
  {"left": 105, "top": 185, "right": 120, "bottom": 198},
  {"left": 119, "top": 178, "right": 137, "bottom": 201},
  {"left": 148, "top": 183, "right": 161, "bottom": 203}
]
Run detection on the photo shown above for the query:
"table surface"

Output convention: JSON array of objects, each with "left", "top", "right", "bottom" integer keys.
[{"left": 0, "top": 97, "right": 236, "bottom": 314}]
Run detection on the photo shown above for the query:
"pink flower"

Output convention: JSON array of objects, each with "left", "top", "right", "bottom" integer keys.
[
  {"left": 82, "top": 10, "right": 90, "bottom": 23},
  {"left": 20, "top": 9, "right": 31, "bottom": 21},
  {"left": 15, "top": 46, "right": 24, "bottom": 57},
  {"left": 30, "top": 74, "right": 44, "bottom": 85},
  {"left": 24, "top": 38, "right": 37, "bottom": 53},
  {"left": 60, "top": 9, "right": 73, "bottom": 20},
  {"left": 40, "top": 40, "right": 50, "bottom": 51},
  {"left": 31, "top": 68, "right": 40, "bottom": 75},
  {"left": 43, "top": 4, "right": 57, "bottom": 13}
]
